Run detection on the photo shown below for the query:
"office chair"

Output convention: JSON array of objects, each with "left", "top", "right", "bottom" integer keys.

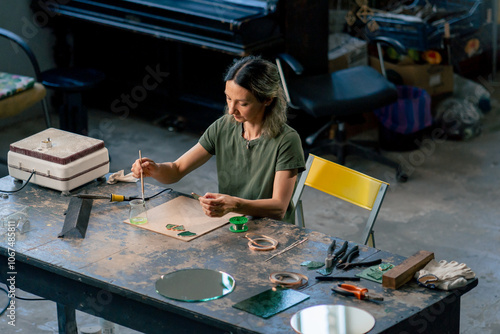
[
  {"left": 0, "top": 27, "right": 51, "bottom": 127},
  {"left": 292, "top": 154, "right": 388, "bottom": 248},
  {"left": 41, "top": 66, "right": 105, "bottom": 136},
  {"left": 0, "top": 27, "right": 105, "bottom": 136},
  {"left": 276, "top": 36, "right": 408, "bottom": 182}
]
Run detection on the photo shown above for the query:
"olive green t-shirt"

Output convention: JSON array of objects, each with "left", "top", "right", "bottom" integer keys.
[{"left": 199, "top": 115, "right": 305, "bottom": 223}]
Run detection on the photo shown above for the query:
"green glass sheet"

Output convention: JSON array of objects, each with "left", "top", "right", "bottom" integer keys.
[
  {"left": 233, "top": 287, "right": 309, "bottom": 319},
  {"left": 356, "top": 263, "right": 394, "bottom": 283},
  {"left": 301, "top": 261, "right": 325, "bottom": 270}
]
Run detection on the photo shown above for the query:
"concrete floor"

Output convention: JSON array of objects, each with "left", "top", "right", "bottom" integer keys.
[{"left": 0, "top": 88, "right": 499, "bottom": 333}]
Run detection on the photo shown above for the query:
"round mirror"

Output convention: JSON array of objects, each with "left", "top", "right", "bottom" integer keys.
[
  {"left": 155, "top": 268, "right": 235, "bottom": 302},
  {"left": 290, "top": 304, "right": 375, "bottom": 334}
]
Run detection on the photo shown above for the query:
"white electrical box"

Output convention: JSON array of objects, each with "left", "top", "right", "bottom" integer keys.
[{"left": 7, "top": 128, "right": 110, "bottom": 192}]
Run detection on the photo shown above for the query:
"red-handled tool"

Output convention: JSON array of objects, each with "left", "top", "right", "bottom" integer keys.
[{"left": 332, "top": 283, "right": 384, "bottom": 301}]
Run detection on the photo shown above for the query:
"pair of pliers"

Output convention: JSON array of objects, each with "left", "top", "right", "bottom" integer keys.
[
  {"left": 318, "top": 240, "right": 348, "bottom": 276},
  {"left": 336, "top": 257, "right": 383, "bottom": 271},
  {"left": 314, "top": 245, "right": 361, "bottom": 280},
  {"left": 332, "top": 283, "right": 384, "bottom": 301},
  {"left": 335, "top": 245, "right": 359, "bottom": 268}
]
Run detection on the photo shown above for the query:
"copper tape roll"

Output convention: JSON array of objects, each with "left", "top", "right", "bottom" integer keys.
[
  {"left": 245, "top": 233, "right": 279, "bottom": 251},
  {"left": 269, "top": 271, "right": 308, "bottom": 289}
]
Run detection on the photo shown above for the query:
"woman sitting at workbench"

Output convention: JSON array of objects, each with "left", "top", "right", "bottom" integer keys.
[{"left": 131, "top": 55, "right": 305, "bottom": 223}]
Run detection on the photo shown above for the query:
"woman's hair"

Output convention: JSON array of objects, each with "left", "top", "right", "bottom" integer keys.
[{"left": 223, "top": 55, "right": 287, "bottom": 138}]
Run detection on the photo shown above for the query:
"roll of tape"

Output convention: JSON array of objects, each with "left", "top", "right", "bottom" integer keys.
[
  {"left": 229, "top": 216, "right": 249, "bottom": 233},
  {"left": 269, "top": 271, "right": 308, "bottom": 289},
  {"left": 245, "top": 233, "right": 279, "bottom": 251}
]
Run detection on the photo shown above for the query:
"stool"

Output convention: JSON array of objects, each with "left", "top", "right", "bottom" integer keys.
[{"left": 42, "top": 68, "right": 105, "bottom": 135}]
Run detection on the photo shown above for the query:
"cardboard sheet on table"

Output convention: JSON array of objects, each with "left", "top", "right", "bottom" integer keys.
[{"left": 124, "top": 195, "right": 239, "bottom": 241}]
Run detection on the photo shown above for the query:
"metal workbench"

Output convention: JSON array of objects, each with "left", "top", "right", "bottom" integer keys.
[{"left": 0, "top": 175, "right": 477, "bottom": 333}]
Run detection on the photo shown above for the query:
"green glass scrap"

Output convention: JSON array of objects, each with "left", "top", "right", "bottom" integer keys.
[
  {"left": 316, "top": 267, "right": 333, "bottom": 276},
  {"left": 301, "top": 261, "right": 325, "bottom": 270},
  {"left": 355, "top": 263, "right": 394, "bottom": 283},
  {"left": 178, "top": 231, "right": 196, "bottom": 237},
  {"left": 166, "top": 224, "right": 185, "bottom": 231}
]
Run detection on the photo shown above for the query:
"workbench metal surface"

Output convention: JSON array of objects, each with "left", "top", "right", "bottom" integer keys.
[{"left": 0, "top": 176, "right": 477, "bottom": 334}]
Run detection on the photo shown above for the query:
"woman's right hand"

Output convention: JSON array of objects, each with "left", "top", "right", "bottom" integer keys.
[{"left": 131, "top": 157, "right": 159, "bottom": 178}]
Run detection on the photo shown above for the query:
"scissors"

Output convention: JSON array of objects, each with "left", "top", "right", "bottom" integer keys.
[{"left": 332, "top": 283, "right": 384, "bottom": 301}]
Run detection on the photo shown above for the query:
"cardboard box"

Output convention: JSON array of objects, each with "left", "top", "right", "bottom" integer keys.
[
  {"left": 370, "top": 56, "right": 454, "bottom": 96},
  {"left": 328, "top": 33, "right": 367, "bottom": 72}
]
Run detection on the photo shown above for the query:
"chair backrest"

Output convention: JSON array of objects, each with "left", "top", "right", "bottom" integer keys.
[
  {"left": 292, "top": 154, "right": 389, "bottom": 247},
  {"left": 0, "top": 28, "right": 43, "bottom": 82},
  {"left": 0, "top": 27, "right": 51, "bottom": 127}
]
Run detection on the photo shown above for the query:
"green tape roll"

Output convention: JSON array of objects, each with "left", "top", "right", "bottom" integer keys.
[{"left": 229, "top": 216, "right": 249, "bottom": 233}]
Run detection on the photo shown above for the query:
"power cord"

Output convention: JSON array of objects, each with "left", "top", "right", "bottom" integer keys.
[
  {"left": 145, "top": 187, "right": 172, "bottom": 201},
  {"left": 0, "top": 286, "right": 46, "bottom": 316},
  {"left": 0, "top": 170, "right": 35, "bottom": 194},
  {"left": 15, "top": 295, "right": 46, "bottom": 301},
  {"left": 0, "top": 171, "right": 170, "bottom": 198}
]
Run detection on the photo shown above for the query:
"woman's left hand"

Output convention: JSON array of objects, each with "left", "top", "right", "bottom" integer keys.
[{"left": 198, "top": 193, "right": 238, "bottom": 217}]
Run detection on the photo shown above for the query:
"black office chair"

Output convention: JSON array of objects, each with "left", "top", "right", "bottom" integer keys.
[
  {"left": 42, "top": 67, "right": 105, "bottom": 136},
  {"left": 276, "top": 36, "right": 408, "bottom": 182},
  {"left": 0, "top": 27, "right": 105, "bottom": 136}
]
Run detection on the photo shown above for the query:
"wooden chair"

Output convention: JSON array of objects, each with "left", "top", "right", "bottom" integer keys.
[
  {"left": 0, "top": 27, "right": 51, "bottom": 127},
  {"left": 292, "top": 154, "right": 389, "bottom": 247}
]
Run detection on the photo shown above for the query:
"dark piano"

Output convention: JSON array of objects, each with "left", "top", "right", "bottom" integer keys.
[
  {"left": 32, "top": 0, "right": 328, "bottom": 127},
  {"left": 34, "top": 0, "right": 282, "bottom": 55}
]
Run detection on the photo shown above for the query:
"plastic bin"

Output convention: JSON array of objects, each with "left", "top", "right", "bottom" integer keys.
[
  {"left": 365, "top": 0, "right": 485, "bottom": 51},
  {"left": 374, "top": 85, "right": 432, "bottom": 151}
]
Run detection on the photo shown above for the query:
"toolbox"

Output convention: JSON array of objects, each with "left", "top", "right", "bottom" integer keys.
[
  {"left": 8, "top": 128, "right": 110, "bottom": 193},
  {"left": 365, "top": 0, "right": 486, "bottom": 51}
]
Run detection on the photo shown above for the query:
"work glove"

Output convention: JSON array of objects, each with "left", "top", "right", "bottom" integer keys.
[
  {"left": 107, "top": 170, "right": 139, "bottom": 184},
  {"left": 415, "top": 259, "right": 475, "bottom": 291}
]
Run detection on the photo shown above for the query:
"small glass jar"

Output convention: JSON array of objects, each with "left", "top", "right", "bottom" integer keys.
[{"left": 129, "top": 199, "right": 148, "bottom": 225}]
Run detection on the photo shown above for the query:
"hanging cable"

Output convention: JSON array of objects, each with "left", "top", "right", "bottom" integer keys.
[
  {"left": 15, "top": 295, "right": 46, "bottom": 301},
  {"left": 0, "top": 286, "right": 46, "bottom": 317},
  {"left": 0, "top": 287, "right": 9, "bottom": 316}
]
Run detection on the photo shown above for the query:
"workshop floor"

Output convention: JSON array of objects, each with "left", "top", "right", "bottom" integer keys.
[{"left": 0, "top": 87, "right": 499, "bottom": 333}]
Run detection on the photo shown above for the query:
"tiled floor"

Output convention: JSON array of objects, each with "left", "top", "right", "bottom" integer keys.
[{"left": 0, "top": 84, "right": 499, "bottom": 332}]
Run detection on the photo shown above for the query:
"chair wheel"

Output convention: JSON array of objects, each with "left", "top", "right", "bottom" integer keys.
[{"left": 396, "top": 170, "right": 408, "bottom": 182}]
